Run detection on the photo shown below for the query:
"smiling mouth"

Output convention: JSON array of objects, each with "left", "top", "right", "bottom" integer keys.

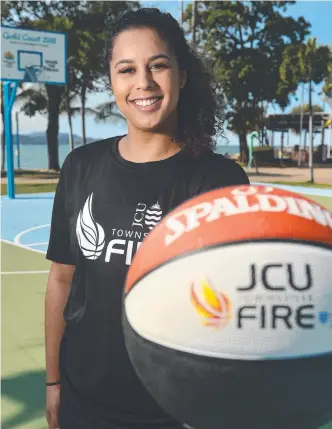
[{"left": 130, "top": 97, "right": 163, "bottom": 107}]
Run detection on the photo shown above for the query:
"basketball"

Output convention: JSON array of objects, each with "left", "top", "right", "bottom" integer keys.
[{"left": 123, "top": 185, "right": 332, "bottom": 429}]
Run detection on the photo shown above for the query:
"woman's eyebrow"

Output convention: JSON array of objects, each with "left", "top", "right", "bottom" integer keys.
[
  {"left": 149, "top": 54, "right": 171, "bottom": 62},
  {"left": 114, "top": 53, "right": 171, "bottom": 68}
]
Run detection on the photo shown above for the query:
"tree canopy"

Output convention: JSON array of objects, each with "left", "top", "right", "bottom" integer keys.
[{"left": 184, "top": 1, "right": 313, "bottom": 161}]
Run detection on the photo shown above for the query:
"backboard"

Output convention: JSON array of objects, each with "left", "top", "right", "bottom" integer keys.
[{"left": 1, "top": 26, "right": 66, "bottom": 84}]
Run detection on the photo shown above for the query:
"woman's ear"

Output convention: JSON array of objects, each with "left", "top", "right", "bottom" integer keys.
[{"left": 180, "top": 70, "right": 187, "bottom": 88}]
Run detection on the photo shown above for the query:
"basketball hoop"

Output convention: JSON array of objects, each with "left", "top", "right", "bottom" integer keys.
[
  {"left": 23, "top": 65, "right": 46, "bottom": 83},
  {"left": 1, "top": 25, "right": 66, "bottom": 198}
]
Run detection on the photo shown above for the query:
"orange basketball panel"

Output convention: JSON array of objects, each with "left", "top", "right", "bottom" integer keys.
[{"left": 125, "top": 185, "right": 332, "bottom": 293}]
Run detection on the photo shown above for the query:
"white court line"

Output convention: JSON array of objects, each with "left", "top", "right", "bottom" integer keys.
[
  {"left": 14, "top": 224, "right": 50, "bottom": 246},
  {"left": 1, "top": 239, "right": 46, "bottom": 255},
  {"left": 23, "top": 242, "right": 49, "bottom": 247},
  {"left": 1, "top": 270, "right": 49, "bottom": 275}
]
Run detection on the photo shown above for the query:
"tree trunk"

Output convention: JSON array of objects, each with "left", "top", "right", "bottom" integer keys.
[
  {"left": 239, "top": 131, "right": 249, "bottom": 163},
  {"left": 81, "top": 85, "right": 87, "bottom": 145},
  {"left": 321, "top": 120, "right": 325, "bottom": 162},
  {"left": 304, "top": 130, "right": 307, "bottom": 150},
  {"left": 308, "top": 80, "right": 314, "bottom": 183},
  {"left": 65, "top": 88, "right": 74, "bottom": 152},
  {"left": 280, "top": 132, "right": 284, "bottom": 167},
  {"left": 68, "top": 111, "right": 74, "bottom": 152},
  {"left": 46, "top": 85, "right": 63, "bottom": 171}
]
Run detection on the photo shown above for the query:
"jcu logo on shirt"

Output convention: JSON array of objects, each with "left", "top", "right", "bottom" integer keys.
[
  {"left": 132, "top": 202, "right": 163, "bottom": 230},
  {"left": 76, "top": 193, "right": 163, "bottom": 265}
]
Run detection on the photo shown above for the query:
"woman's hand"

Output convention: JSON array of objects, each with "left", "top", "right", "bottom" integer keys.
[{"left": 46, "top": 384, "right": 61, "bottom": 429}]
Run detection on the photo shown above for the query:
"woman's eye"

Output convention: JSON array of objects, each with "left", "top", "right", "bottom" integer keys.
[
  {"left": 120, "top": 68, "right": 135, "bottom": 74},
  {"left": 151, "top": 63, "right": 168, "bottom": 70},
  {"left": 119, "top": 64, "right": 168, "bottom": 74}
]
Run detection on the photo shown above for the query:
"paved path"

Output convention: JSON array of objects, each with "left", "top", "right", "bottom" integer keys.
[{"left": 246, "top": 166, "right": 332, "bottom": 185}]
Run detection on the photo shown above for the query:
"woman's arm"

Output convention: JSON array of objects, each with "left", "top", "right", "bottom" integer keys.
[
  {"left": 45, "top": 261, "right": 74, "bottom": 382},
  {"left": 45, "top": 261, "right": 74, "bottom": 429}
]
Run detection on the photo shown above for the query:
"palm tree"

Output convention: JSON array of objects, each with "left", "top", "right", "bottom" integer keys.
[
  {"left": 17, "top": 88, "right": 124, "bottom": 155},
  {"left": 94, "top": 101, "right": 125, "bottom": 125},
  {"left": 281, "top": 38, "right": 330, "bottom": 181},
  {"left": 64, "top": 104, "right": 97, "bottom": 148},
  {"left": 16, "top": 86, "right": 78, "bottom": 153},
  {"left": 323, "top": 47, "right": 332, "bottom": 106}
]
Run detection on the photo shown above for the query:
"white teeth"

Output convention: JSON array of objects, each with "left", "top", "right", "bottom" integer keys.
[{"left": 133, "top": 98, "right": 160, "bottom": 107}]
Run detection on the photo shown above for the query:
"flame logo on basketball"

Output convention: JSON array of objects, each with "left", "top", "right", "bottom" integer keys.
[{"left": 191, "top": 279, "right": 231, "bottom": 327}]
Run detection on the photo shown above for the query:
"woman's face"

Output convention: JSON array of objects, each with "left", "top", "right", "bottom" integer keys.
[{"left": 110, "top": 26, "right": 186, "bottom": 133}]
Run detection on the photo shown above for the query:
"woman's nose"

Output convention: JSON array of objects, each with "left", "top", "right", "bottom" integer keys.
[{"left": 135, "top": 69, "right": 156, "bottom": 90}]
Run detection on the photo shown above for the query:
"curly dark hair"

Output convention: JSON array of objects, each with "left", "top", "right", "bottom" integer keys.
[{"left": 104, "top": 7, "right": 225, "bottom": 155}]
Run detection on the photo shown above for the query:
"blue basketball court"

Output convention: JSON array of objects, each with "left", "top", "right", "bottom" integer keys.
[{"left": 1, "top": 185, "right": 332, "bottom": 429}]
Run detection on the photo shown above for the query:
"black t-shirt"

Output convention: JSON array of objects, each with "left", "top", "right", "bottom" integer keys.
[{"left": 46, "top": 135, "right": 249, "bottom": 426}]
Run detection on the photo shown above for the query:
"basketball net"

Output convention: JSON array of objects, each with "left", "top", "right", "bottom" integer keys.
[{"left": 23, "top": 65, "right": 46, "bottom": 83}]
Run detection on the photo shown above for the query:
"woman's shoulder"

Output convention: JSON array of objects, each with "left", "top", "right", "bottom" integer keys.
[
  {"left": 190, "top": 150, "right": 250, "bottom": 190},
  {"left": 67, "top": 136, "right": 120, "bottom": 162},
  {"left": 199, "top": 149, "right": 247, "bottom": 174},
  {"left": 59, "top": 135, "right": 122, "bottom": 175}
]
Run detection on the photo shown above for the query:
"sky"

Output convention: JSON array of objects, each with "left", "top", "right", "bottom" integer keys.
[{"left": 8, "top": 0, "right": 332, "bottom": 148}]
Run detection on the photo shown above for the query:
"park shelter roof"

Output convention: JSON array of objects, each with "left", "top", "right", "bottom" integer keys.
[{"left": 265, "top": 112, "right": 332, "bottom": 132}]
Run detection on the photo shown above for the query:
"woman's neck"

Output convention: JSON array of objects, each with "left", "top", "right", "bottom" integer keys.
[{"left": 118, "top": 128, "right": 181, "bottom": 163}]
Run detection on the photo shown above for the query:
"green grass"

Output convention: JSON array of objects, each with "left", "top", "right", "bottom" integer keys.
[
  {"left": 270, "top": 180, "right": 332, "bottom": 189},
  {"left": 307, "top": 195, "right": 332, "bottom": 210},
  {"left": 1, "top": 170, "right": 60, "bottom": 179},
  {"left": 1, "top": 183, "right": 57, "bottom": 195}
]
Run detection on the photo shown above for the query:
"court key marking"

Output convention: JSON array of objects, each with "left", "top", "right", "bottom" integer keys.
[{"left": 14, "top": 224, "right": 50, "bottom": 250}]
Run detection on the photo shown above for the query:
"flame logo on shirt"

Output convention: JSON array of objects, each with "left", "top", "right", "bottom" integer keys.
[
  {"left": 76, "top": 193, "right": 105, "bottom": 260},
  {"left": 191, "top": 279, "right": 231, "bottom": 327}
]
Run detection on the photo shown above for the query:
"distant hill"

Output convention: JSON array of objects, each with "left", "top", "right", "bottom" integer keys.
[{"left": 18, "top": 132, "right": 97, "bottom": 145}]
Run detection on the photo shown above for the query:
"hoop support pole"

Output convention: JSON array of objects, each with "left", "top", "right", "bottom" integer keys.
[{"left": 3, "top": 81, "right": 19, "bottom": 199}]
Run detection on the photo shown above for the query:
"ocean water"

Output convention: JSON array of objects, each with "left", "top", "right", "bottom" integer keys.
[{"left": 12, "top": 142, "right": 239, "bottom": 170}]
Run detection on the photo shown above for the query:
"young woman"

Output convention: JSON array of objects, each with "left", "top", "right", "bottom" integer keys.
[{"left": 45, "top": 7, "right": 249, "bottom": 429}]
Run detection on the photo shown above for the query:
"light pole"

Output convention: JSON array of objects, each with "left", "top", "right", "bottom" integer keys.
[
  {"left": 308, "top": 81, "right": 314, "bottom": 183},
  {"left": 298, "top": 83, "right": 304, "bottom": 167}
]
